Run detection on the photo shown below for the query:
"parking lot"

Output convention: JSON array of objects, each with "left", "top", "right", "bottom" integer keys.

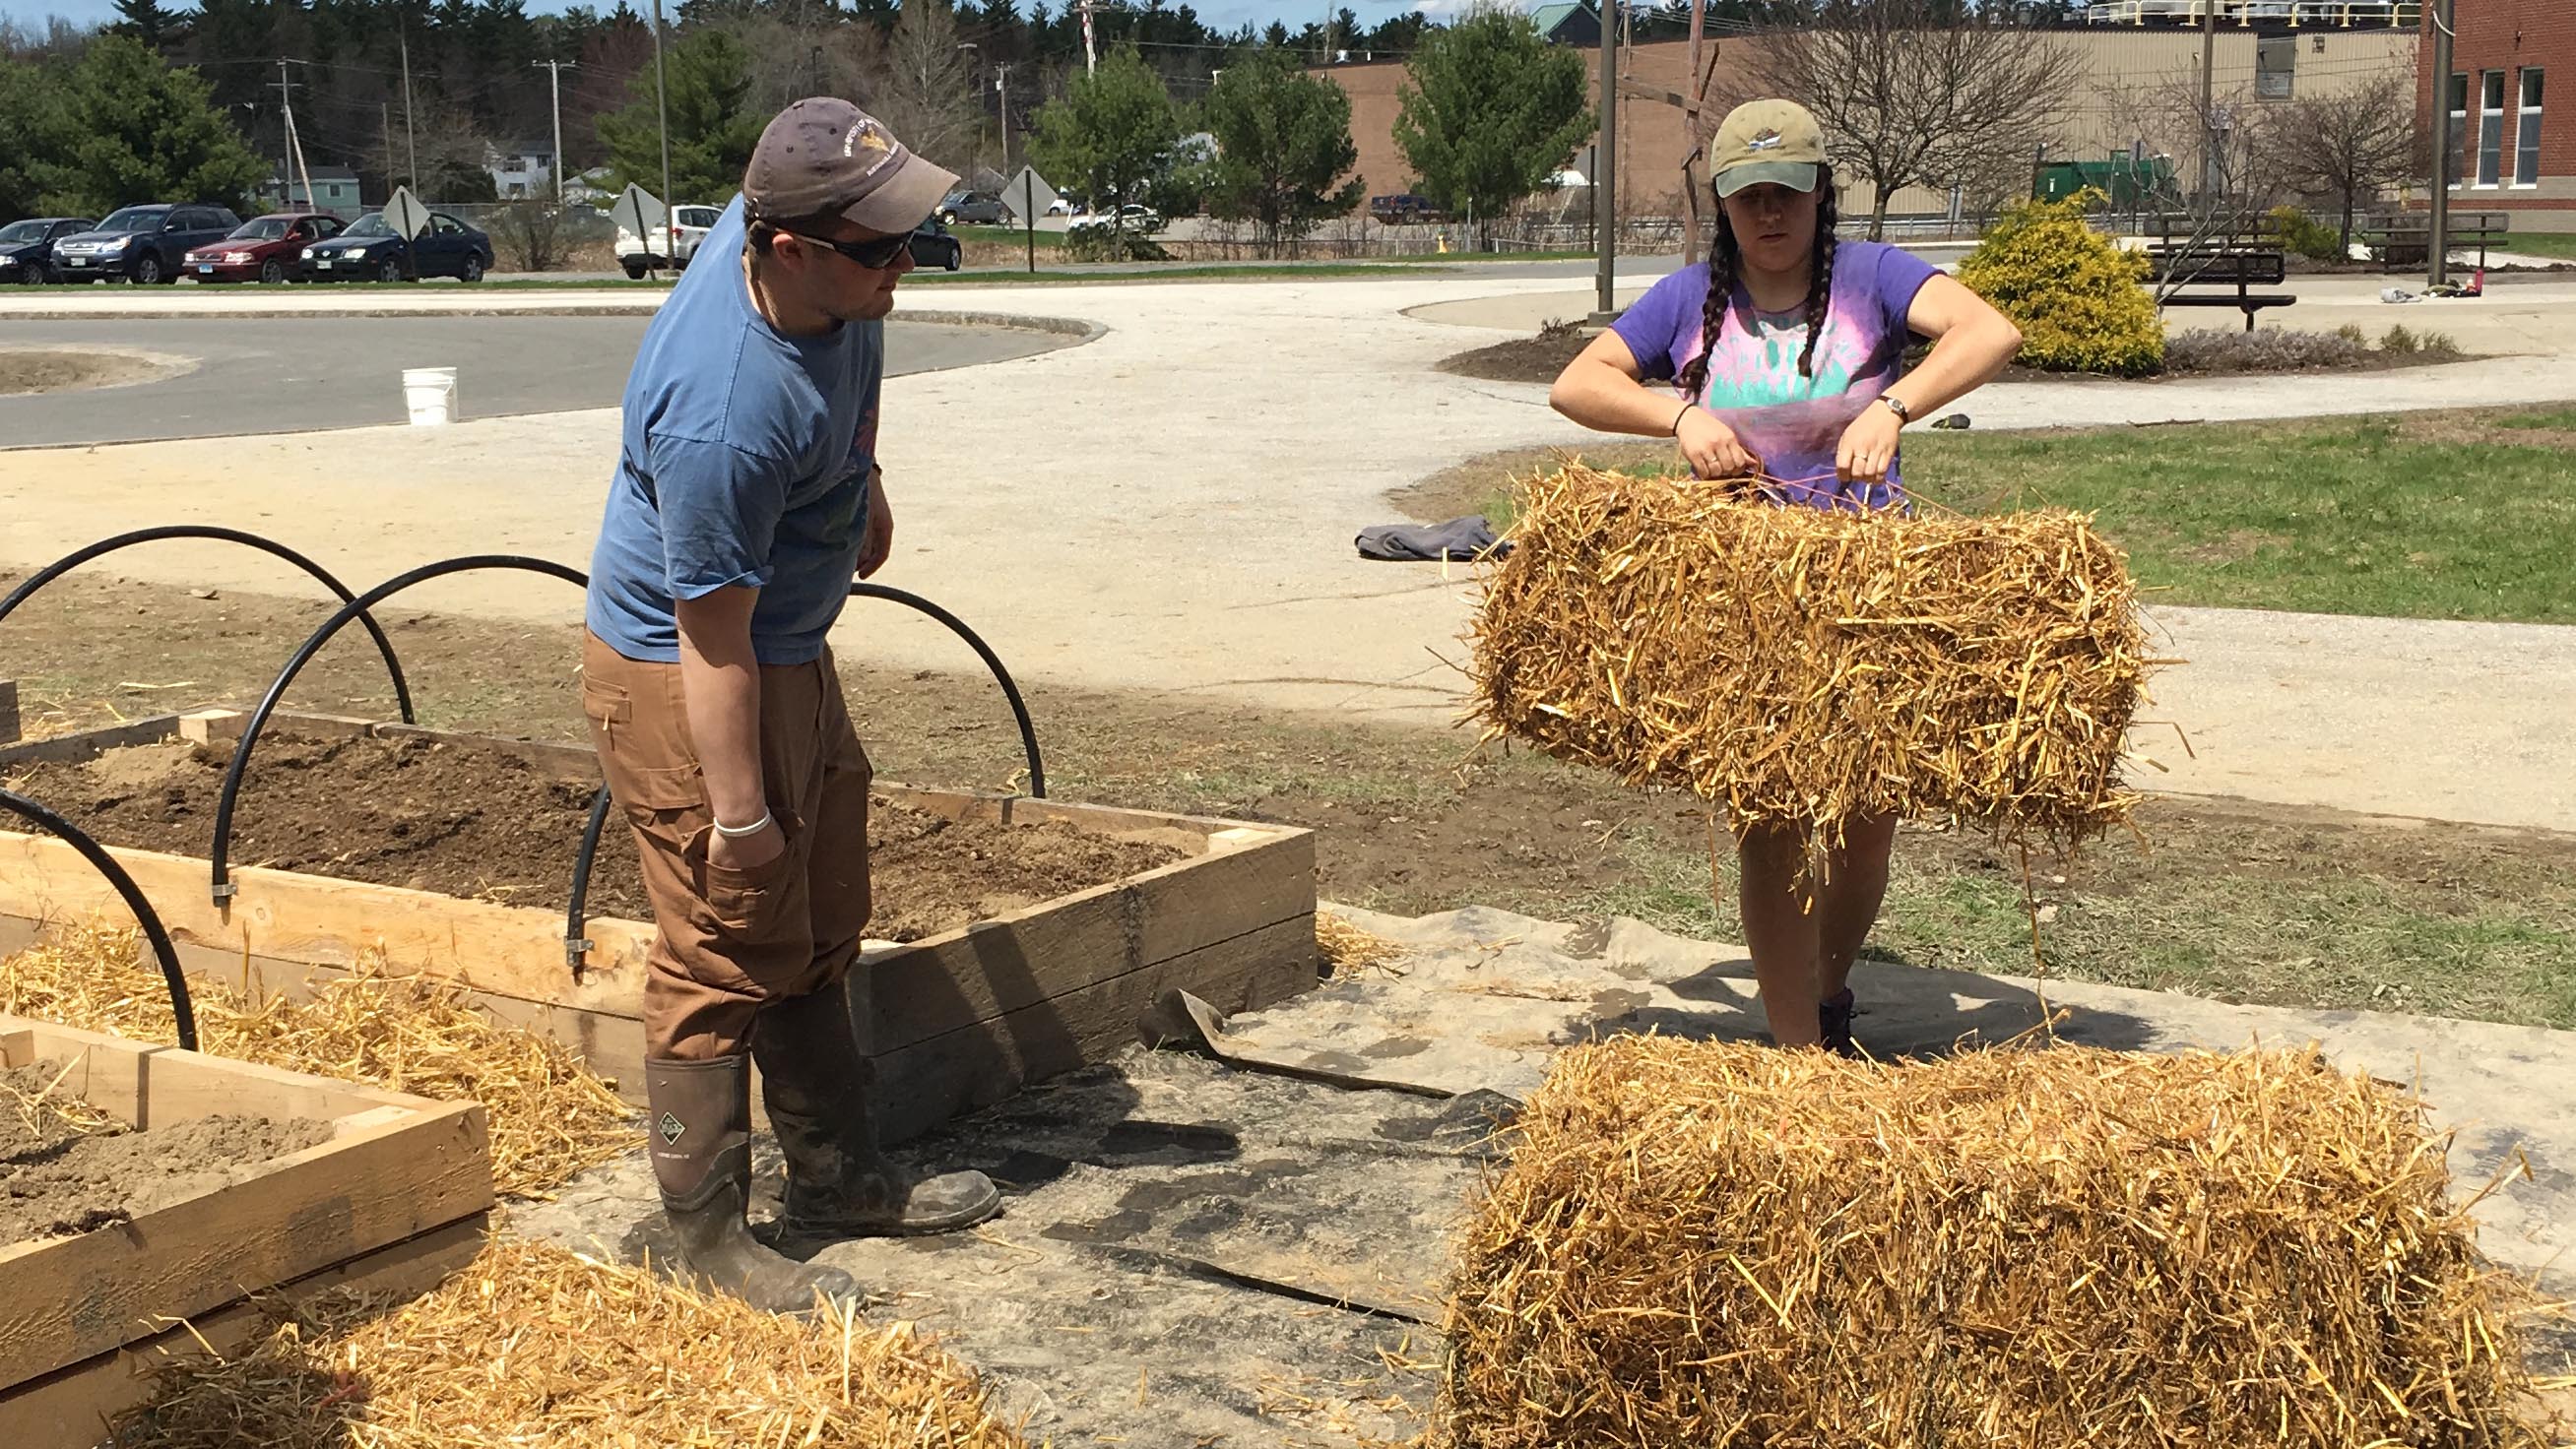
[{"left": 0, "top": 315, "right": 1070, "bottom": 447}]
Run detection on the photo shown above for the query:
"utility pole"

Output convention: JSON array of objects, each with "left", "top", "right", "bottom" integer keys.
[
  {"left": 2427, "top": 0, "right": 2456, "bottom": 285},
  {"left": 650, "top": 0, "right": 676, "bottom": 223},
  {"left": 1592, "top": 0, "right": 1618, "bottom": 314},
  {"left": 399, "top": 27, "right": 419, "bottom": 189},
  {"left": 381, "top": 101, "right": 393, "bottom": 200},
  {"left": 1079, "top": 0, "right": 1097, "bottom": 75},
  {"left": 271, "top": 61, "right": 314, "bottom": 211},
  {"left": 995, "top": 62, "right": 1012, "bottom": 174},
  {"left": 533, "top": 58, "right": 578, "bottom": 202},
  {"left": 1683, "top": 0, "right": 1704, "bottom": 264}
]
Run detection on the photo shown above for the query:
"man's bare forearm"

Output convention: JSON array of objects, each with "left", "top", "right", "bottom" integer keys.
[{"left": 675, "top": 588, "right": 768, "bottom": 826}]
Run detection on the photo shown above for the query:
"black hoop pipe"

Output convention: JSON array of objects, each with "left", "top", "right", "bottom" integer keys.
[
  {"left": 848, "top": 582, "right": 1047, "bottom": 799},
  {"left": 557, "top": 582, "right": 1048, "bottom": 952},
  {"left": 0, "top": 788, "right": 197, "bottom": 1050},
  {"left": 0, "top": 527, "right": 419, "bottom": 725},
  {"left": 565, "top": 783, "right": 612, "bottom": 971},
  {"left": 208, "top": 556, "right": 589, "bottom": 905}
]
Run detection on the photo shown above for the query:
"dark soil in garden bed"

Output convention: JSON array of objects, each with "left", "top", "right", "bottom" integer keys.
[
  {"left": 0, "top": 1059, "right": 329, "bottom": 1244},
  {"left": 4, "top": 734, "right": 1187, "bottom": 941}
]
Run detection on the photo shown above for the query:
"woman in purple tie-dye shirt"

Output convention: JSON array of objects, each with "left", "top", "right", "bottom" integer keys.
[{"left": 1548, "top": 99, "right": 2024, "bottom": 1056}]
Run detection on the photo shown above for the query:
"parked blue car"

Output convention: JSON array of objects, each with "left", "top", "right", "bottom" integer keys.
[
  {"left": 301, "top": 210, "right": 495, "bottom": 283},
  {"left": 48, "top": 205, "right": 242, "bottom": 284},
  {"left": 0, "top": 218, "right": 95, "bottom": 284}
]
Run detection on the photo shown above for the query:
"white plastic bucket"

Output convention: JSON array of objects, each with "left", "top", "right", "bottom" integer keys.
[{"left": 401, "top": 366, "right": 458, "bottom": 425}]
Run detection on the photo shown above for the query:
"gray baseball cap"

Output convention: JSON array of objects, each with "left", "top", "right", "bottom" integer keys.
[{"left": 742, "top": 98, "right": 958, "bottom": 235}]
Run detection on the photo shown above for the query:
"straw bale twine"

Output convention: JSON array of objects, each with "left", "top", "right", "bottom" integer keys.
[
  {"left": 1439, "top": 1037, "right": 2553, "bottom": 1449},
  {"left": 1469, "top": 467, "right": 2152, "bottom": 847}
]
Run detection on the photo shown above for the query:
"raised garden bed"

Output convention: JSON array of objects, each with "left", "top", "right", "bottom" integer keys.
[
  {"left": 0, "top": 1014, "right": 490, "bottom": 1445},
  {"left": 0, "top": 711, "right": 1321, "bottom": 1141}
]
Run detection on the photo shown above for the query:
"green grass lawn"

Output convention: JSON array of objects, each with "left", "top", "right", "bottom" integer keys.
[
  {"left": 1461, "top": 406, "right": 2576, "bottom": 625},
  {"left": 1902, "top": 410, "right": 2576, "bottom": 623},
  {"left": 2501, "top": 231, "right": 2576, "bottom": 261}
]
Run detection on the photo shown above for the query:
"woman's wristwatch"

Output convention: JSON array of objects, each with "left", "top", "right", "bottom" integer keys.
[{"left": 1878, "top": 394, "right": 1912, "bottom": 424}]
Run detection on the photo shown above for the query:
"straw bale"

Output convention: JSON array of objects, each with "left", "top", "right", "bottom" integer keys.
[
  {"left": 1440, "top": 1037, "right": 2555, "bottom": 1449},
  {"left": 1469, "top": 467, "right": 2151, "bottom": 847},
  {"left": 0, "top": 921, "right": 631, "bottom": 1196},
  {"left": 111, "top": 1237, "right": 1028, "bottom": 1448}
]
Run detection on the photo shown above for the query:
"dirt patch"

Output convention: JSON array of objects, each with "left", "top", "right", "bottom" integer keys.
[
  {"left": 0, "top": 1059, "right": 329, "bottom": 1244},
  {"left": 0, "top": 347, "right": 188, "bottom": 397},
  {"left": 1387, "top": 439, "right": 1673, "bottom": 524},
  {"left": 2396, "top": 413, "right": 2576, "bottom": 452},
  {"left": 2, "top": 733, "right": 1185, "bottom": 941},
  {"left": 3, "top": 573, "right": 2572, "bottom": 1028},
  {"left": 1435, "top": 321, "right": 1590, "bottom": 384}
]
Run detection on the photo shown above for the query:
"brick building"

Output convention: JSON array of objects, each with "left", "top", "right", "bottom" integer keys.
[{"left": 2421, "top": 0, "right": 2572, "bottom": 229}]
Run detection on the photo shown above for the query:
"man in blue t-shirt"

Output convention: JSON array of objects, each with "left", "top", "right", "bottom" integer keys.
[{"left": 582, "top": 98, "right": 998, "bottom": 1313}]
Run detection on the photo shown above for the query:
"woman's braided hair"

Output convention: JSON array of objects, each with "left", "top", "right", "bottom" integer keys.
[{"left": 1675, "top": 167, "right": 1840, "bottom": 402}]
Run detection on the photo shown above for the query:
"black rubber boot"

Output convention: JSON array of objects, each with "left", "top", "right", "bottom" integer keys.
[
  {"left": 752, "top": 971, "right": 1001, "bottom": 1239},
  {"left": 1819, "top": 988, "right": 1860, "bottom": 1059},
  {"left": 645, "top": 1054, "right": 862, "bottom": 1313}
]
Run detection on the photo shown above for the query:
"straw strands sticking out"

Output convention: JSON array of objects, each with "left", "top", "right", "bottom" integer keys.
[
  {"left": 0, "top": 920, "right": 632, "bottom": 1197},
  {"left": 112, "top": 1237, "right": 1029, "bottom": 1448},
  {"left": 1319, "top": 912, "right": 1412, "bottom": 979},
  {"left": 1469, "top": 467, "right": 2153, "bottom": 848},
  {"left": 1440, "top": 1036, "right": 2557, "bottom": 1449}
]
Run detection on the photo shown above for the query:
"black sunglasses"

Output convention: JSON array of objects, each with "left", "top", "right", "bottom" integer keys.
[{"left": 771, "top": 225, "right": 911, "bottom": 270}]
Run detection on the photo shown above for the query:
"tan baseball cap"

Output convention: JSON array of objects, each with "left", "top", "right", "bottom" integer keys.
[
  {"left": 742, "top": 98, "right": 958, "bottom": 235},
  {"left": 1708, "top": 99, "right": 1826, "bottom": 198}
]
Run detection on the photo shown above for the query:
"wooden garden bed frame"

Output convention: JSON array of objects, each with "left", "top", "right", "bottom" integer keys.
[
  {"left": 0, "top": 1014, "right": 491, "bottom": 1444},
  {"left": 0, "top": 710, "right": 1321, "bottom": 1142}
]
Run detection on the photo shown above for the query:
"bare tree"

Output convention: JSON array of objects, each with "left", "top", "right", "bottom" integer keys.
[
  {"left": 1732, "top": 0, "right": 2077, "bottom": 240},
  {"left": 863, "top": 0, "right": 981, "bottom": 175},
  {"left": 493, "top": 199, "right": 574, "bottom": 272},
  {"left": 2102, "top": 75, "right": 2280, "bottom": 298},
  {"left": 2258, "top": 68, "right": 2424, "bottom": 254}
]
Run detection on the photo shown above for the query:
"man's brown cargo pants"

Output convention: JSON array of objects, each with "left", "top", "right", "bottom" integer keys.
[{"left": 581, "top": 630, "right": 872, "bottom": 1060}]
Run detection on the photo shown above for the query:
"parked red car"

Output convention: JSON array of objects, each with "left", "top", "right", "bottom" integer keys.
[{"left": 181, "top": 213, "right": 345, "bottom": 284}]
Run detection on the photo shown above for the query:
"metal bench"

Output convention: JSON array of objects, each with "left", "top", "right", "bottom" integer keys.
[
  {"left": 2355, "top": 210, "right": 2510, "bottom": 272},
  {"left": 2145, "top": 244, "right": 2296, "bottom": 332}
]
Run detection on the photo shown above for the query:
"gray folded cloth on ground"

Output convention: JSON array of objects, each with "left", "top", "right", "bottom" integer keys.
[{"left": 1354, "top": 516, "right": 1509, "bottom": 561}]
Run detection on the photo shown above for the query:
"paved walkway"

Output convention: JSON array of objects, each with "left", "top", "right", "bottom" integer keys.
[{"left": 2, "top": 272, "right": 2571, "bottom": 832}]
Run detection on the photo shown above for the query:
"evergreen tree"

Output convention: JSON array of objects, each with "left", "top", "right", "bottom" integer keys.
[
  {"left": 1390, "top": 3, "right": 1591, "bottom": 244},
  {"left": 596, "top": 27, "right": 764, "bottom": 203},
  {"left": 1198, "top": 47, "right": 1363, "bottom": 250},
  {"left": 34, "top": 34, "right": 269, "bottom": 215},
  {"left": 1027, "top": 47, "right": 1180, "bottom": 225},
  {"left": 109, "top": 0, "right": 181, "bottom": 52}
]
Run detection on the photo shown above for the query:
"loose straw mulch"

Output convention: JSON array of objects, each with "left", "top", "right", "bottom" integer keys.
[
  {"left": 110, "top": 1237, "right": 1030, "bottom": 1448},
  {"left": 1319, "top": 912, "right": 1412, "bottom": 979},
  {"left": 1469, "top": 467, "right": 2155, "bottom": 850},
  {"left": 1440, "top": 1036, "right": 2562, "bottom": 1449},
  {"left": 0, "top": 920, "right": 632, "bottom": 1197}
]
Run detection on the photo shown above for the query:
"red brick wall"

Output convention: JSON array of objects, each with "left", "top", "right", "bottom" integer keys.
[{"left": 2419, "top": 0, "right": 2576, "bottom": 223}]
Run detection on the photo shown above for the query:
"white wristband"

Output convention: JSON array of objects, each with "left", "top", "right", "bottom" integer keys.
[{"left": 712, "top": 811, "right": 774, "bottom": 839}]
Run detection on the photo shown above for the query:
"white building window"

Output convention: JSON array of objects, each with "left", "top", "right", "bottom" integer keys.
[
  {"left": 2517, "top": 68, "right": 2544, "bottom": 188},
  {"left": 2478, "top": 70, "right": 2505, "bottom": 188}
]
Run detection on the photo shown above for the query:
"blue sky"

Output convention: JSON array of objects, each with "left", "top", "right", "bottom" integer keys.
[{"left": 2, "top": 0, "right": 1465, "bottom": 38}]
